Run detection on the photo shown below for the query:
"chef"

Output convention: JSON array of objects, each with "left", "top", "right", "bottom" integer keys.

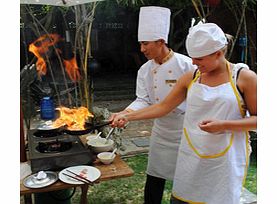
[{"left": 110, "top": 6, "right": 195, "bottom": 204}]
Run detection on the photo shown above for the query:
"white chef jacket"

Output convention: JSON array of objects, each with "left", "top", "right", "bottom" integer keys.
[{"left": 127, "top": 51, "right": 195, "bottom": 180}]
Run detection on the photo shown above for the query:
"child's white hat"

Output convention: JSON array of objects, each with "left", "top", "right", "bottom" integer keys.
[{"left": 186, "top": 23, "right": 227, "bottom": 58}]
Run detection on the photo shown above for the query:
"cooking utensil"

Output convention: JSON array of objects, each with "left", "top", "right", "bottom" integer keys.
[
  {"left": 105, "top": 128, "right": 115, "bottom": 144},
  {"left": 58, "top": 165, "right": 101, "bottom": 185},
  {"left": 86, "top": 131, "right": 102, "bottom": 141},
  {"left": 62, "top": 172, "right": 93, "bottom": 185},
  {"left": 63, "top": 123, "right": 94, "bottom": 135},
  {"left": 62, "top": 173, "right": 87, "bottom": 184},
  {"left": 110, "top": 148, "right": 117, "bottom": 159},
  {"left": 64, "top": 121, "right": 112, "bottom": 135},
  {"left": 36, "top": 121, "right": 65, "bottom": 134},
  {"left": 95, "top": 132, "right": 102, "bottom": 139},
  {"left": 66, "top": 169, "right": 94, "bottom": 185},
  {"left": 93, "top": 120, "right": 112, "bottom": 129}
]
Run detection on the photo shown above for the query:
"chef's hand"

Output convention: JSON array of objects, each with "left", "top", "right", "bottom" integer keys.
[
  {"left": 109, "top": 112, "right": 129, "bottom": 128},
  {"left": 198, "top": 119, "right": 225, "bottom": 133}
]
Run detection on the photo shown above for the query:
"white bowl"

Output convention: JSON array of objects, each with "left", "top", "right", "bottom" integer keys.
[
  {"left": 86, "top": 133, "right": 99, "bottom": 141},
  {"left": 87, "top": 137, "right": 114, "bottom": 153},
  {"left": 97, "top": 152, "right": 116, "bottom": 165}
]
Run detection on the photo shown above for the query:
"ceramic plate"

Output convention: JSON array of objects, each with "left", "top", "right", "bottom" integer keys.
[
  {"left": 23, "top": 171, "right": 58, "bottom": 188},
  {"left": 58, "top": 165, "right": 101, "bottom": 185}
]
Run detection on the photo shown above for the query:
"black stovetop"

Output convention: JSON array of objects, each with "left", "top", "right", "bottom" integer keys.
[{"left": 27, "top": 129, "right": 94, "bottom": 173}]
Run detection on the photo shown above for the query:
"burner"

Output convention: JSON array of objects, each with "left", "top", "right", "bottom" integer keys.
[
  {"left": 27, "top": 129, "right": 94, "bottom": 172},
  {"left": 33, "top": 130, "right": 63, "bottom": 138},
  {"left": 36, "top": 140, "right": 72, "bottom": 153}
]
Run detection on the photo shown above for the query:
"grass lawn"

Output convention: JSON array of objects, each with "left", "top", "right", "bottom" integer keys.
[{"left": 71, "top": 154, "right": 257, "bottom": 204}]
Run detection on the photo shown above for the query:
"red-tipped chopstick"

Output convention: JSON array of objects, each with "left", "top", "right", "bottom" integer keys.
[
  {"left": 62, "top": 172, "right": 93, "bottom": 185},
  {"left": 65, "top": 169, "right": 94, "bottom": 185}
]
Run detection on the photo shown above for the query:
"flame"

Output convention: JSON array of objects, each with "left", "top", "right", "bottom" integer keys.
[
  {"left": 29, "top": 34, "right": 61, "bottom": 76},
  {"left": 63, "top": 58, "right": 81, "bottom": 82},
  {"left": 28, "top": 33, "right": 81, "bottom": 82},
  {"left": 53, "top": 106, "right": 94, "bottom": 130}
]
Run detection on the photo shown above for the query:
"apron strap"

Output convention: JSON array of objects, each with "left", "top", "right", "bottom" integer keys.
[{"left": 188, "top": 69, "right": 200, "bottom": 90}]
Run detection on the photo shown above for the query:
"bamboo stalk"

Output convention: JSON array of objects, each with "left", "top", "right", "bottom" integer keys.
[
  {"left": 227, "top": 0, "right": 248, "bottom": 60},
  {"left": 191, "top": 0, "right": 203, "bottom": 20},
  {"left": 84, "top": 22, "right": 92, "bottom": 108},
  {"left": 243, "top": 12, "right": 248, "bottom": 64}
]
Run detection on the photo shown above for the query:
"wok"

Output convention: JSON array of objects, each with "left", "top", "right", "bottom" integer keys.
[
  {"left": 63, "top": 121, "right": 112, "bottom": 135},
  {"left": 36, "top": 119, "right": 112, "bottom": 135},
  {"left": 36, "top": 122, "right": 65, "bottom": 134}
]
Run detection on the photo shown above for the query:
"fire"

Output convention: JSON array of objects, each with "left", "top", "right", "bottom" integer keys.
[
  {"left": 63, "top": 58, "right": 81, "bottom": 82},
  {"left": 29, "top": 34, "right": 61, "bottom": 76},
  {"left": 53, "top": 106, "right": 94, "bottom": 130},
  {"left": 28, "top": 33, "right": 81, "bottom": 82}
]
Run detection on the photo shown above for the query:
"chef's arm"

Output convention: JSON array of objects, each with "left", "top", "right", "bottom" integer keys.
[
  {"left": 111, "top": 72, "right": 192, "bottom": 126},
  {"left": 115, "top": 108, "right": 134, "bottom": 115},
  {"left": 126, "top": 68, "right": 152, "bottom": 111},
  {"left": 110, "top": 68, "right": 151, "bottom": 121}
]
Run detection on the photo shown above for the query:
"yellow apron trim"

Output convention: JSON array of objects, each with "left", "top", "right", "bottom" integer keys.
[
  {"left": 227, "top": 62, "right": 246, "bottom": 117},
  {"left": 184, "top": 127, "right": 234, "bottom": 159},
  {"left": 188, "top": 70, "right": 200, "bottom": 90},
  {"left": 226, "top": 61, "right": 249, "bottom": 192},
  {"left": 172, "top": 193, "right": 206, "bottom": 204},
  {"left": 242, "top": 131, "right": 250, "bottom": 190}
]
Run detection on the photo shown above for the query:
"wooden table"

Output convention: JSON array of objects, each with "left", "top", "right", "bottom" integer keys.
[{"left": 20, "top": 155, "right": 134, "bottom": 204}]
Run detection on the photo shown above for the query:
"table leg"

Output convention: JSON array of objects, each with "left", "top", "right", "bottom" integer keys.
[
  {"left": 80, "top": 185, "right": 89, "bottom": 204},
  {"left": 23, "top": 194, "right": 32, "bottom": 204}
]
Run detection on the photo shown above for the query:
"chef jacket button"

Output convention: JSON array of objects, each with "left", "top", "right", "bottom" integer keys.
[
  {"left": 156, "top": 98, "right": 159, "bottom": 101},
  {"left": 154, "top": 71, "right": 157, "bottom": 74},
  {"left": 154, "top": 86, "right": 157, "bottom": 89},
  {"left": 168, "top": 70, "right": 172, "bottom": 73}
]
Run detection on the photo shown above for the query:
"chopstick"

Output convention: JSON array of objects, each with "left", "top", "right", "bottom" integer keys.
[
  {"left": 66, "top": 169, "right": 94, "bottom": 185},
  {"left": 62, "top": 173, "right": 89, "bottom": 184}
]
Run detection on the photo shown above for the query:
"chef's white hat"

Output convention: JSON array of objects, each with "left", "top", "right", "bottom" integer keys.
[
  {"left": 186, "top": 23, "right": 227, "bottom": 58},
  {"left": 138, "top": 6, "right": 171, "bottom": 43}
]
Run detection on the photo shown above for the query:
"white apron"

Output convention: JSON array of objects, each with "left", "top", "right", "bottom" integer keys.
[
  {"left": 172, "top": 63, "right": 250, "bottom": 204},
  {"left": 127, "top": 52, "right": 195, "bottom": 180},
  {"left": 147, "top": 113, "right": 184, "bottom": 180}
]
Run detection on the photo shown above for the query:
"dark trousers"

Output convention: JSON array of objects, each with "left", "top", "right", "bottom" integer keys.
[{"left": 144, "top": 174, "right": 166, "bottom": 204}]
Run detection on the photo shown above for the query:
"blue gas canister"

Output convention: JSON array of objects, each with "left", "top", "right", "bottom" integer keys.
[{"left": 40, "top": 97, "right": 55, "bottom": 120}]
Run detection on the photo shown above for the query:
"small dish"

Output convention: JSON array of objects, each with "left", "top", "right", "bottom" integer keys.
[{"left": 97, "top": 152, "right": 116, "bottom": 165}]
